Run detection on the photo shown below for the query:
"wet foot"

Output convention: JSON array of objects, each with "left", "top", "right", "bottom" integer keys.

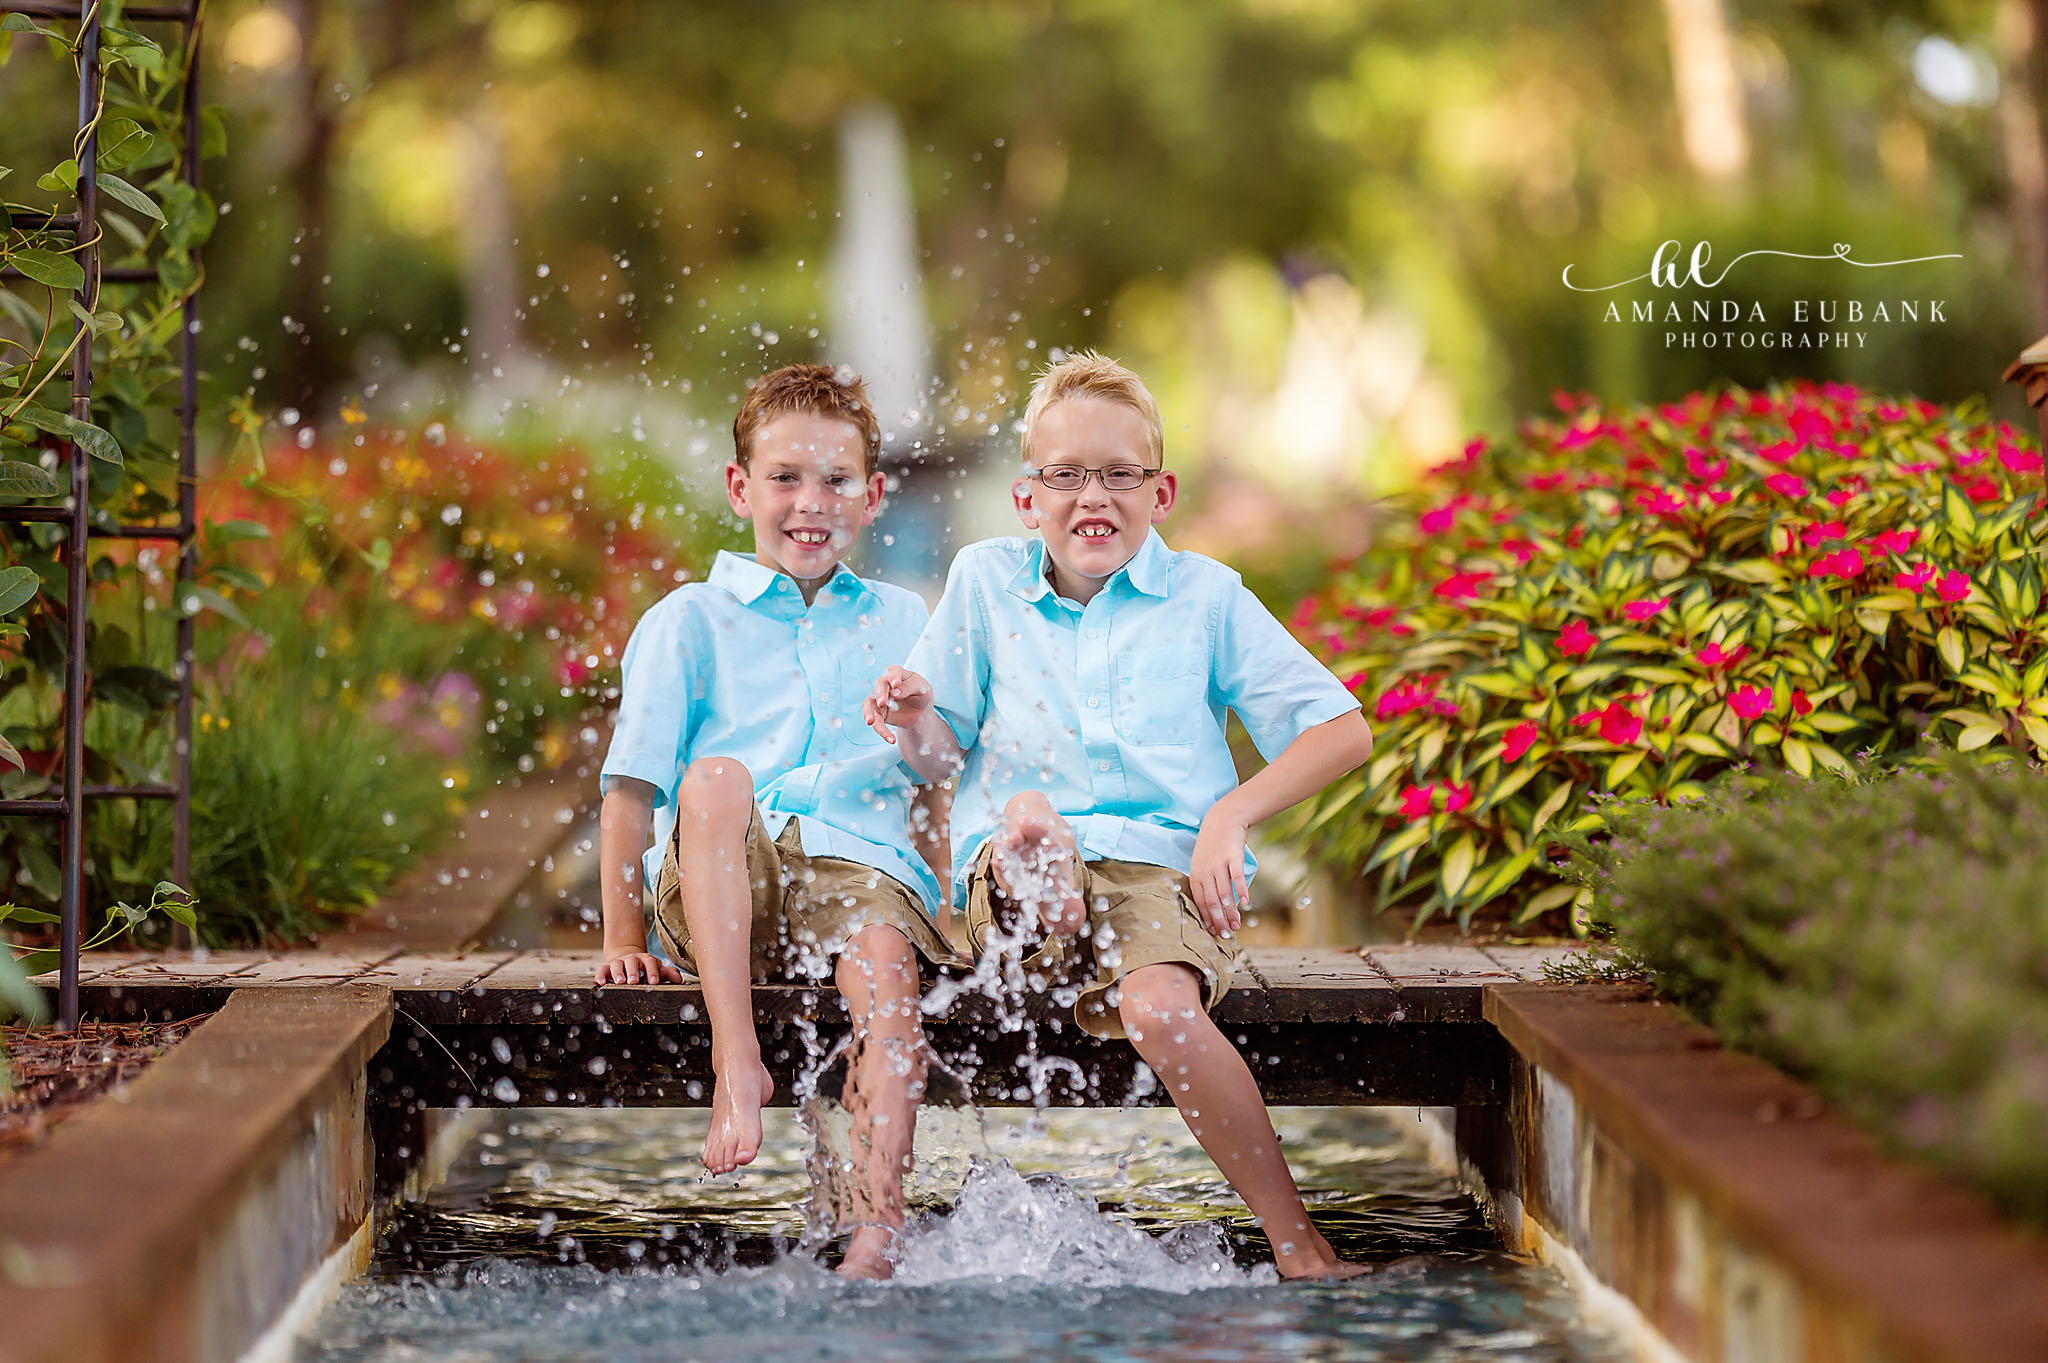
[
  {"left": 1274, "top": 1227, "right": 1371, "bottom": 1281},
  {"left": 703, "top": 1058, "right": 774, "bottom": 1174},
  {"left": 835, "top": 1225, "right": 900, "bottom": 1280},
  {"left": 995, "top": 814, "right": 1085, "bottom": 936}
]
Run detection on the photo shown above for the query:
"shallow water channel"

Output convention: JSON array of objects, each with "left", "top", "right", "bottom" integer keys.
[{"left": 294, "top": 1105, "right": 1630, "bottom": 1362}]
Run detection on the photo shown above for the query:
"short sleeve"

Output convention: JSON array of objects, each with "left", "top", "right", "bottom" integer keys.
[
  {"left": 1212, "top": 578, "right": 1361, "bottom": 761},
  {"left": 905, "top": 551, "right": 990, "bottom": 750},
  {"left": 600, "top": 595, "right": 698, "bottom": 808}
]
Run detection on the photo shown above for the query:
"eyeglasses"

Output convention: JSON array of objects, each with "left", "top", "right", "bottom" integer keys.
[{"left": 1029, "top": 464, "right": 1162, "bottom": 492}]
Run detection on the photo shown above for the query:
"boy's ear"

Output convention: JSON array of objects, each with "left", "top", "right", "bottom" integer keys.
[
  {"left": 1150, "top": 468, "right": 1178, "bottom": 524},
  {"left": 724, "top": 461, "right": 752, "bottom": 519},
  {"left": 860, "top": 468, "right": 886, "bottom": 526},
  {"left": 1011, "top": 474, "right": 1041, "bottom": 530}
]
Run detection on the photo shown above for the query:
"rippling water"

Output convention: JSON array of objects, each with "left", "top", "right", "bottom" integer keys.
[{"left": 297, "top": 1107, "right": 1630, "bottom": 1362}]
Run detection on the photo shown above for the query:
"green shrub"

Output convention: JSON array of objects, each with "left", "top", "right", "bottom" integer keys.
[
  {"left": 1571, "top": 758, "right": 2048, "bottom": 1229},
  {"left": 1284, "top": 382, "right": 2048, "bottom": 931}
]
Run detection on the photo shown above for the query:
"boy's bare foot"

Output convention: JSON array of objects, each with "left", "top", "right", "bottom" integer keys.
[
  {"left": 703, "top": 1057, "right": 775, "bottom": 1174},
  {"left": 1273, "top": 1226, "right": 1370, "bottom": 1280},
  {"left": 995, "top": 813, "right": 1085, "bottom": 935},
  {"left": 835, "top": 1225, "right": 900, "bottom": 1280}
]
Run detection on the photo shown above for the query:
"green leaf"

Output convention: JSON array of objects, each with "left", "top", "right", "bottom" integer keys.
[
  {"left": 160, "top": 182, "right": 217, "bottom": 250},
  {"left": 0, "top": 565, "right": 39, "bottom": 615},
  {"left": 0, "top": 732, "right": 19, "bottom": 771},
  {"left": 96, "top": 172, "right": 164, "bottom": 225},
  {"left": 1937, "top": 626, "right": 1965, "bottom": 674},
  {"left": 1780, "top": 736, "right": 1813, "bottom": 777},
  {"left": 200, "top": 105, "right": 228, "bottom": 160},
  {"left": 35, "top": 158, "right": 78, "bottom": 193},
  {"left": 1957, "top": 722, "right": 2002, "bottom": 752},
  {"left": 0, "top": 902, "right": 60, "bottom": 925},
  {"left": 174, "top": 582, "right": 250, "bottom": 629},
  {"left": 1603, "top": 748, "right": 1647, "bottom": 789},
  {"left": 205, "top": 518, "right": 272, "bottom": 544},
  {"left": 96, "top": 117, "right": 153, "bottom": 173},
  {"left": 0, "top": 459, "right": 61, "bottom": 497},
  {"left": 1439, "top": 834, "right": 1476, "bottom": 899},
  {"left": 1941, "top": 480, "right": 1980, "bottom": 543},
  {"left": 6, "top": 248, "right": 85, "bottom": 291},
  {"left": 1364, "top": 821, "right": 1430, "bottom": 873},
  {"left": 1529, "top": 779, "right": 1574, "bottom": 835},
  {"left": 1518, "top": 882, "right": 1580, "bottom": 923}
]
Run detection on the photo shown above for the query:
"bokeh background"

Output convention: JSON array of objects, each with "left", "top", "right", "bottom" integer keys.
[{"left": 10, "top": 0, "right": 2047, "bottom": 574}]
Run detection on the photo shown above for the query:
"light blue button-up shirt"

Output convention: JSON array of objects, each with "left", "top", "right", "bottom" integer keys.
[
  {"left": 601, "top": 550, "right": 943, "bottom": 919},
  {"left": 907, "top": 531, "right": 1361, "bottom": 904}
]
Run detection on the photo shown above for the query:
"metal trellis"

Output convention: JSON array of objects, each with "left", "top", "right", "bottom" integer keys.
[{"left": 0, "top": 0, "right": 203, "bottom": 1030}]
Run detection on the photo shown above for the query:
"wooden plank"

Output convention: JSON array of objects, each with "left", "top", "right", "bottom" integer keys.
[
  {"left": 1364, "top": 944, "right": 1521, "bottom": 981},
  {"left": 455, "top": 949, "right": 609, "bottom": 1023},
  {"left": 207, "top": 951, "right": 400, "bottom": 985},
  {"left": 25, "top": 950, "right": 164, "bottom": 989},
  {"left": 353, "top": 951, "right": 519, "bottom": 991},
  {"left": 1226, "top": 947, "right": 1413, "bottom": 1024},
  {"left": 93, "top": 951, "right": 277, "bottom": 983},
  {"left": 1479, "top": 944, "right": 1589, "bottom": 982}
]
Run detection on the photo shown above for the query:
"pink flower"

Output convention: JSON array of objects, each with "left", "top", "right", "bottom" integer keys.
[
  {"left": 1419, "top": 496, "right": 1473, "bottom": 535},
  {"left": 1398, "top": 784, "right": 1436, "bottom": 820},
  {"left": 1729, "top": 686, "right": 1773, "bottom": 722},
  {"left": 1997, "top": 443, "right": 2043, "bottom": 475},
  {"left": 1764, "top": 473, "right": 1811, "bottom": 499},
  {"left": 1808, "top": 547, "right": 1866, "bottom": 580},
  {"left": 1623, "top": 597, "right": 1670, "bottom": 623},
  {"left": 1442, "top": 780, "right": 1474, "bottom": 814},
  {"left": 1555, "top": 620, "right": 1598, "bottom": 658},
  {"left": 1343, "top": 671, "right": 1369, "bottom": 693},
  {"left": 1798, "top": 520, "right": 1848, "bottom": 548},
  {"left": 1632, "top": 488, "right": 1687, "bottom": 518},
  {"left": 1684, "top": 448, "right": 1728, "bottom": 481},
  {"left": 1501, "top": 721, "right": 1540, "bottom": 763},
  {"left": 1757, "top": 440, "right": 1799, "bottom": 465},
  {"left": 1935, "top": 570, "right": 1970, "bottom": 604},
  {"left": 1375, "top": 676, "right": 1442, "bottom": 720},
  {"left": 1869, "top": 527, "right": 1918, "bottom": 556},
  {"left": 1694, "top": 641, "right": 1748, "bottom": 669},
  {"left": 1824, "top": 487, "right": 1856, "bottom": 509},
  {"left": 1895, "top": 563, "right": 1935, "bottom": 592},
  {"left": 1964, "top": 476, "right": 2001, "bottom": 502},
  {"left": 1571, "top": 700, "right": 1643, "bottom": 746},
  {"left": 1527, "top": 470, "right": 1571, "bottom": 492},
  {"left": 1791, "top": 689, "right": 1813, "bottom": 717},
  {"left": 1875, "top": 404, "right": 1907, "bottom": 423},
  {"left": 1435, "top": 570, "right": 1491, "bottom": 601},
  {"left": 1501, "top": 537, "right": 1538, "bottom": 565}
]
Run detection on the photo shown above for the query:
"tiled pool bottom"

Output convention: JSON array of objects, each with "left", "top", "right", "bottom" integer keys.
[{"left": 295, "top": 1108, "right": 1632, "bottom": 1362}]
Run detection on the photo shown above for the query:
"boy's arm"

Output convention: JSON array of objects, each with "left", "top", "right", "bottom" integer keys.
[
  {"left": 909, "top": 778, "right": 958, "bottom": 946},
  {"left": 595, "top": 777, "right": 686, "bottom": 984},
  {"left": 1188, "top": 710, "right": 1375, "bottom": 936}
]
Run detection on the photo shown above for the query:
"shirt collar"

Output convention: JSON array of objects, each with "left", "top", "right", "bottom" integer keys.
[
  {"left": 1004, "top": 530, "right": 1172, "bottom": 604},
  {"left": 708, "top": 549, "right": 872, "bottom": 608}
]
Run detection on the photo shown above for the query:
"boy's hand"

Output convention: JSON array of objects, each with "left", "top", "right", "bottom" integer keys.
[
  {"left": 595, "top": 951, "right": 686, "bottom": 985},
  {"left": 864, "top": 665, "right": 934, "bottom": 744},
  {"left": 1189, "top": 805, "right": 1249, "bottom": 936}
]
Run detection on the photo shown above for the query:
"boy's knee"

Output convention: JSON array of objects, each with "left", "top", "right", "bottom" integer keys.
[
  {"left": 1001, "top": 790, "right": 1055, "bottom": 823},
  {"left": 1116, "top": 964, "right": 1204, "bottom": 1036},
  {"left": 677, "top": 757, "right": 753, "bottom": 819},
  {"left": 843, "top": 923, "right": 918, "bottom": 974}
]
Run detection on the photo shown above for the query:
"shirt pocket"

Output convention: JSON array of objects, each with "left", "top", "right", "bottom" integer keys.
[{"left": 1114, "top": 654, "right": 1209, "bottom": 747}]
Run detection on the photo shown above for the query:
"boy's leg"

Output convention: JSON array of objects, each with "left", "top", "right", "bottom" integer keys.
[
  {"left": 672, "top": 756, "right": 776, "bottom": 1175},
  {"left": 1118, "top": 962, "right": 1365, "bottom": 1280},
  {"left": 831, "top": 923, "right": 928, "bottom": 1280},
  {"left": 992, "top": 790, "right": 1086, "bottom": 934}
]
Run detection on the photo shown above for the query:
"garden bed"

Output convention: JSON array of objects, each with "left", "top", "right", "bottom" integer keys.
[{"left": 0, "top": 1015, "right": 205, "bottom": 1159}]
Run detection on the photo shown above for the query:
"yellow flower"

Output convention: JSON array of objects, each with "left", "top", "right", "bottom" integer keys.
[
  {"left": 376, "top": 674, "right": 404, "bottom": 701},
  {"left": 539, "top": 730, "right": 570, "bottom": 769},
  {"left": 340, "top": 400, "right": 367, "bottom": 426}
]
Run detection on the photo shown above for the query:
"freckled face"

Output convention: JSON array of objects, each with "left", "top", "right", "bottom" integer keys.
[
  {"left": 728, "top": 412, "right": 884, "bottom": 585},
  {"left": 1014, "top": 396, "right": 1176, "bottom": 590}
]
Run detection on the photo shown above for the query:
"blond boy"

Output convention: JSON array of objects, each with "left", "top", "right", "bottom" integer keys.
[
  {"left": 597, "top": 364, "right": 957, "bottom": 1279},
  {"left": 865, "top": 352, "right": 1374, "bottom": 1279}
]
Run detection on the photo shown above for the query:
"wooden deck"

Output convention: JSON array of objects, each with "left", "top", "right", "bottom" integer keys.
[{"left": 44, "top": 943, "right": 1582, "bottom": 1120}]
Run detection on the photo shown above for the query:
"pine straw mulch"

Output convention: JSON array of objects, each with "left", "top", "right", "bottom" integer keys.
[{"left": 0, "top": 1015, "right": 207, "bottom": 1160}]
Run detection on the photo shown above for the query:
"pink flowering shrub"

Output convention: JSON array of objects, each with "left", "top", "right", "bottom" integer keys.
[{"left": 1286, "top": 382, "right": 2048, "bottom": 932}]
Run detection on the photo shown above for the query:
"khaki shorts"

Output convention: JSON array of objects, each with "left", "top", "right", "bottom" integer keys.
[
  {"left": 654, "top": 809, "right": 962, "bottom": 981},
  {"left": 963, "top": 843, "right": 1238, "bottom": 1040}
]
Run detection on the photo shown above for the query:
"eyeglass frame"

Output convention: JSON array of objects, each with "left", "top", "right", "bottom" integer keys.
[{"left": 1025, "top": 463, "right": 1165, "bottom": 492}]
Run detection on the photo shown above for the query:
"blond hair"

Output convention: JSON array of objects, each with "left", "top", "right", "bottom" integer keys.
[
  {"left": 1019, "top": 350, "right": 1164, "bottom": 466},
  {"left": 732, "top": 363, "right": 882, "bottom": 475}
]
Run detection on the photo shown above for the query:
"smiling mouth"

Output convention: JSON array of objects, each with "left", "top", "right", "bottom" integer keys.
[
  {"left": 786, "top": 528, "right": 832, "bottom": 546},
  {"left": 1074, "top": 523, "right": 1117, "bottom": 539}
]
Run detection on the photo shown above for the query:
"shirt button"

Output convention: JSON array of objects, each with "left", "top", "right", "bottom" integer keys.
[
  {"left": 1087, "top": 696, "right": 1101, "bottom": 708},
  {"left": 1086, "top": 628, "right": 1099, "bottom": 639},
  {"left": 1098, "top": 759, "right": 1112, "bottom": 771}
]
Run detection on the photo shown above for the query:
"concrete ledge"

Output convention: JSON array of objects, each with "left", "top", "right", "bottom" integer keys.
[
  {"left": 0, "top": 987, "right": 393, "bottom": 1363},
  {"left": 1467, "top": 984, "right": 2048, "bottom": 1363}
]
